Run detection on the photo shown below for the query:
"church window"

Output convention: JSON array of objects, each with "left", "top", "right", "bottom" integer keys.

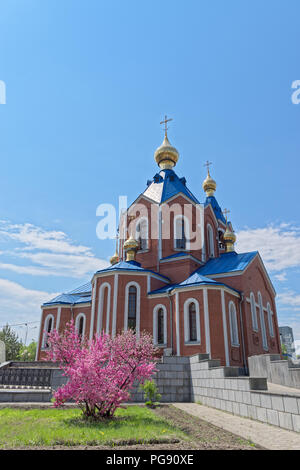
[
  {"left": 153, "top": 304, "right": 167, "bottom": 345},
  {"left": 174, "top": 215, "right": 187, "bottom": 250},
  {"left": 128, "top": 285, "right": 137, "bottom": 330},
  {"left": 136, "top": 217, "right": 148, "bottom": 251},
  {"left": 250, "top": 292, "right": 258, "bottom": 331},
  {"left": 43, "top": 314, "right": 54, "bottom": 349},
  {"left": 75, "top": 313, "right": 86, "bottom": 341},
  {"left": 229, "top": 301, "right": 239, "bottom": 346},
  {"left": 184, "top": 299, "right": 200, "bottom": 344},
  {"left": 258, "top": 292, "right": 268, "bottom": 350}
]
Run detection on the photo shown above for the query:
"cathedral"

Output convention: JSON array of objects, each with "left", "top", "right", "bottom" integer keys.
[{"left": 37, "top": 120, "right": 281, "bottom": 370}]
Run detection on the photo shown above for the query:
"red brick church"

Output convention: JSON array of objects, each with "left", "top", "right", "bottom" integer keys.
[{"left": 37, "top": 122, "right": 281, "bottom": 370}]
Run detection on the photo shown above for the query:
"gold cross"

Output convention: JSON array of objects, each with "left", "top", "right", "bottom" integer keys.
[
  {"left": 160, "top": 115, "right": 173, "bottom": 137},
  {"left": 223, "top": 208, "right": 230, "bottom": 223},
  {"left": 204, "top": 160, "right": 212, "bottom": 175}
]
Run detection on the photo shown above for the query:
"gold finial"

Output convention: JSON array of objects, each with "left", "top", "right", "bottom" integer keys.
[
  {"left": 202, "top": 161, "right": 216, "bottom": 197},
  {"left": 222, "top": 209, "right": 236, "bottom": 252},
  {"left": 123, "top": 235, "right": 139, "bottom": 262},
  {"left": 154, "top": 116, "right": 179, "bottom": 170},
  {"left": 160, "top": 115, "right": 173, "bottom": 137},
  {"left": 110, "top": 232, "right": 120, "bottom": 265}
]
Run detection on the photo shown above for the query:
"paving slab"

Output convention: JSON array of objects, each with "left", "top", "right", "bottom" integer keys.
[{"left": 174, "top": 403, "right": 300, "bottom": 450}]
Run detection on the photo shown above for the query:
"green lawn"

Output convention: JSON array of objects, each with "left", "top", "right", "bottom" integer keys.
[{"left": 0, "top": 406, "right": 186, "bottom": 448}]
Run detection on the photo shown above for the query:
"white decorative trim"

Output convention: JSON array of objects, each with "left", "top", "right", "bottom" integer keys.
[
  {"left": 175, "top": 292, "right": 180, "bottom": 356},
  {"left": 221, "top": 290, "right": 229, "bottom": 366},
  {"left": 89, "top": 282, "right": 96, "bottom": 339},
  {"left": 153, "top": 304, "right": 167, "bottom": 346},
  {"left": 112, "top": 274, "right": 119, "bottom": 337},
  {"left": 75, "top": 313, "right": 86, "bottom": 340},
  {"left": 228, "top": 301, "right": 239, "bottom": 347},
  {"left": 250, "top": 292, "right": 258, "bottom": 332},
  {"left": 258, "top": 291, "right": 268, "bottom": 350},
  {"left": 207, "top": 223, "right": 215, "bottom": 258},
  {"left": 124, "top": 281, "right": 140, "bottom": 338},
  {"left": 42, "top": 314, "right": 55, "bottom": 349},
  {"left": 203, "top": 288, "right": 211, "bottom": 357},
  {"left": 147, "top": 275, "right": 151, "bottom": 294},
  {"left": 267, "top": 302, "right": 275, "bottom": 337},
  {"left": 183, "top": 298, "right": 201, "bottom": 344},
  {"left": 56, "top": 307, "right": 61, "bottom": 331},
  {"left": 160, "top": 254, "right": 203, "bottom": 265}
]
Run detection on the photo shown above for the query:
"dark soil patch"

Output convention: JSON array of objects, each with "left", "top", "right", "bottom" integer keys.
[{"left": 152, "top": 405, "right": 260, "bottom": 450}]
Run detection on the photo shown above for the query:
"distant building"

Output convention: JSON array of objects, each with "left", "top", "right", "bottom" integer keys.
[{"left": 279, "top": 326, "right": 295, "bottom": 357}]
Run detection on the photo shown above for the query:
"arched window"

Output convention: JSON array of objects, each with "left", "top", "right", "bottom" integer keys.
[
  {"left": 207, "top": 224, "right": 215, "bottom": 258},
  {"left": 43, "top": 314, "right": 54, "bottom": 348},
  {"left": 258, "top": 292, "right": 268, "bottom": 350},
  {"left": 136, "top": 217, "right": 148, "bottom": 251},
  {"left": 97, "top": 283, "right": 111, "bottom": 334},
  {"left": 128, "top": 285, "right": 137, "bottom": 330},
  {"left": 250, "top": 292, "right": 258, "bottom": 331},
  {"left": 153, "top": 305, "right": 167, "bottom": 346},
  {"left": 184, "top": 299, "right": 200, "bottom": 344},
  {"left": 229, "top": 301, "right": 239, "bottom": 346},
  {"left": 267, "top": 302, "right": 274, "bottom": 338},
  {"left": 174, "top": 215, "right": 189, "bottom": 250},
  {"left": 75, "top": 313, "right": 86, "bottom": 341}
]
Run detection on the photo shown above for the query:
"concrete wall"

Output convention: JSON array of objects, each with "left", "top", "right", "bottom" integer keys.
[{"left": 248, "top": 354, "right": 300, "bottom": 389}]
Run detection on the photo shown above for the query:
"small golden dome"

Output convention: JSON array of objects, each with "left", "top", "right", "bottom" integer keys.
[
  {"left": 110, "top": 251, "right": 119, "bottom": 265},
  {"left": 123, "top": 235, "right": 139, "bottom": 262},
  {"left": 202, "top": 170, "right": 217, "bottom": 197},
  {"left": 223, "top": 226, "right": 236, "bottom": 252},
  {"left": 154, "top": 134, "right": 179, "bottom": 170}
]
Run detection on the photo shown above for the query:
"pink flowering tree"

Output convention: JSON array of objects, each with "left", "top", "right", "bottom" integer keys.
[{"left": 45, "top": 321, "right": 159, "bottom": 419}]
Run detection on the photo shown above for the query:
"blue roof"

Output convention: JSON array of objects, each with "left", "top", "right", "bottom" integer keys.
[
  {"left": 67, "top": 282, "right": 91, "bottom": 295},
  {"left": 96, "top": 260, "right": 171, "bottom": 282},
  {"left": 204, "top": 196, "right": 226, "bottom": 224},
  {"left": 149, "top": 270, "right": 240, "bottom": 295},
  {"left": 43, "top": 293, "right": 91, "bottom": 306},
  {"left": 142, "top": 169, "right": 199, "bottom": 204},
  {"left": 197, "top": 251, "right": 258, "bottom": 276}
]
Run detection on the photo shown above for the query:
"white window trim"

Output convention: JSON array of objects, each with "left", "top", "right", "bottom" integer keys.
[
  {"left": 228, "top": 301, "right": 239, "bottom": 347},
  {"left": 250, "top": 292, "right": 258, "bottom": 332},
  {"left": 42, "top": 314, "right": 55, "bottom": 349},
  {"left": 258, "top": 292, "right": 268, "bottom": 350},
  {"left": 97, "top": 282, "right": 111, "bottom": 334},
  {"left": 75, "top": 313, "right": 86, "bottom": 341},
  {"left": 207, "top": 223, "right": 215, "bottom": 258},
  {"left": 124, "top": 281, "right": 141, "bottom": 338},
  {"left": 173, "top": 214, "right": 190, "bottom": 251},
  {"left": 184, "top": 298, "right": 201, "bottom": 345},
  {"left": 153, "top": 304, "right": 167, "bottom": 347},
  {"left": 267, "top": 302, "right": 275, "bottom": 338}
]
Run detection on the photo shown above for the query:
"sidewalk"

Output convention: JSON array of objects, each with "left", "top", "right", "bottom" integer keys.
[{"left": 174, "top": 403, "right": 300, "bottom": 450}]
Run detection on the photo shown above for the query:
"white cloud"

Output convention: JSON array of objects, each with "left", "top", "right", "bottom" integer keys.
[
  {"left": 0, "top": 278, "right": 58, "bottom": 341},
  {"left": 277, "top": 290, "right": 300, "bottom": 309},
  {"left": 0, "top": 221, "right": 109, "bottom": 278},
  {"left": 236, "top": 223, "right": 300, "bottom": 272}
]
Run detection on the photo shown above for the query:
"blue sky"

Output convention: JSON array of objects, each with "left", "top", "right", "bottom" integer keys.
[{"left": 0, "top": 0, "right": 299, "bottom": 348}]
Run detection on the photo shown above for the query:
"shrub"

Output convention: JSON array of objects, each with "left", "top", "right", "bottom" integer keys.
[{"left": 139, "top": 379, "right": 161, "bottom": 408}]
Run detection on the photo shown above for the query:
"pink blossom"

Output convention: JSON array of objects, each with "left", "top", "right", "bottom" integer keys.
[{"left": 46, "top": 322, "right": 159, "bottom": 419}]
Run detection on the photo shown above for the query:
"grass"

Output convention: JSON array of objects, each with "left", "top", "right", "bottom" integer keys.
[{"left": 0, "top": 406, "right": 187, "bottom": 448}]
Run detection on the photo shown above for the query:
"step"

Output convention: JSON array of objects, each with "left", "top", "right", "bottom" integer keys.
[{"left": 0, "top": 388, "right": 52, "bottom": 402}]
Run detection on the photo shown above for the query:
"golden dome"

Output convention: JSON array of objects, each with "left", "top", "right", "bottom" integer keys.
[
  {"left": 154, "top": 134, "right": 179, "bottom": 170},
  {"left": 202, "top": 170, "right": 217, "bottom": 197},
  {"left": 110, "top": 251, "right": 119, "bottom": 265},
  {"left": 123, "top": 235, "right": 139, "bottom": 261},
  {"left": 223, "top": 226, "right": 236, "bottom": 252}
]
